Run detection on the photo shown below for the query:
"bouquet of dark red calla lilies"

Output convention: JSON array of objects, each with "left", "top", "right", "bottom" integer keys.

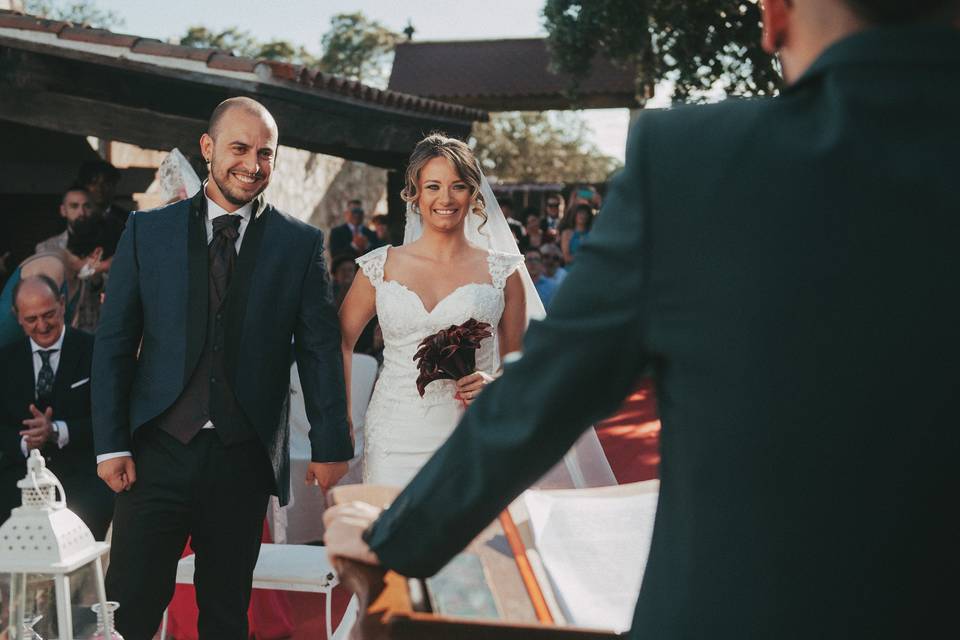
[{"left": 413, "top": 318, "right": 493, "bottom": 397}]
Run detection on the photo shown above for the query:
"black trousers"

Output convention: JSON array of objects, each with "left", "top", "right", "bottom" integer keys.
[{"left": 106, "top": 427, "right": 274, "bottom": 640}]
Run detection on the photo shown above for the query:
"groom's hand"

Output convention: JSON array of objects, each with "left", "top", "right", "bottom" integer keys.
[
  {"left": 306, "top": 461, "right": 349, "bottom": 493},
  {"left": 97, "top": 456, "right": 137, "bottom": 493},
  {"left": 323, "top": 501, "right": 382, "bottom": 566}
]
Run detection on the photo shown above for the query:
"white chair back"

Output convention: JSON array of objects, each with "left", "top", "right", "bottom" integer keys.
[
  {"left": 280, "top": 355, "right": 379, "bottom": 543},
  {"left": 342, "top": 353, "right": 378, "bottom": 485}
]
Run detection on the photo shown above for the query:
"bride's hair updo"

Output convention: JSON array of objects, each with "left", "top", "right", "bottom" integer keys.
[{"left": 401, "top": 133, "right": 487, "bottom": 226}]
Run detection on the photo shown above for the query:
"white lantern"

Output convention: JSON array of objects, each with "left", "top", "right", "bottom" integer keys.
[{"left": 0, "top": 450, "right": 114, "bottom": 639}]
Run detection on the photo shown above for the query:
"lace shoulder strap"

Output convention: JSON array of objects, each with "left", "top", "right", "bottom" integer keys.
[
  {"left": 486, "top": 250, "right": 524, "bottom": 290},
  {"left": 355, "top": 245, "right": 389, "bottom": 287}
]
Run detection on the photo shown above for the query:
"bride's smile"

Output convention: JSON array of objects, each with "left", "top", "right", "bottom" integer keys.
[{"left": 417, "top": 156, "right": 471, "bottom": 231}]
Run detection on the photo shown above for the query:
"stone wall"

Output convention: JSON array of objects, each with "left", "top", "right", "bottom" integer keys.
[{"left": 265, "top": 146, "right": 387, "bottom": 230}]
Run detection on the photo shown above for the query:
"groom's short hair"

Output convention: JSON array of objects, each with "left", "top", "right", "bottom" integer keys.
[
  {"left": 208, "top": 97, "right": 276, "bottom": 138},
  {"left": 844, "top": 0, "right": 958, "bottom": 22}
]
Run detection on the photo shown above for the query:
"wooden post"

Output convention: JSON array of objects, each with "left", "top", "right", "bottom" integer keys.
[{"left": 386, "top": 166, "right": 407, "bottom": 246}]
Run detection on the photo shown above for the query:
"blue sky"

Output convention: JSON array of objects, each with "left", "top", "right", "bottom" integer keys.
[
  {"left": 91, "top": 0, "right": 631, "bottom": 160},
  {"left": 95, "top": 0, "right": 550, "bottom": 46}
]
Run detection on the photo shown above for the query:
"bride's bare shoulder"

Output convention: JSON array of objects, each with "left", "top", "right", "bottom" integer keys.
[{"left": 384, "top": 243, "right": 419, "bottom": 266}]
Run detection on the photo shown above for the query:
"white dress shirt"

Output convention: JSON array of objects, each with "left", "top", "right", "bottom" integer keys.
[
  {"left": 24, "top": 325, "right": 70, "bottom": 456},
  {"left": 97, "top": 187, "right": 258, "bottom": 464}
]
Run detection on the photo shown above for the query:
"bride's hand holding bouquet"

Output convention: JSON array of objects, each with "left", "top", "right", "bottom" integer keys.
[
  {"left": 413, "top": 318, "right": 495, "bottom": 405},
  {"left": 456, "top": 370, "right": 495, "bottom": 405}
]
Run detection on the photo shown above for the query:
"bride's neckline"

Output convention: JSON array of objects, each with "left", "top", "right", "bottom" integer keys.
[{"left": 381, "top": 245, "right": 496, "bottom": 314}]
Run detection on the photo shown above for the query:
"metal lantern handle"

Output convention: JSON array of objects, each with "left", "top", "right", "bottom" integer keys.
[{"left": 29, "top": 466, "right": 67, "bottom": 510}]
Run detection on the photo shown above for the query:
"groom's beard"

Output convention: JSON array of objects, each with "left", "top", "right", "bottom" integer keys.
[{"left": 210, "top": 152, "right": 269, "bottom": 207}]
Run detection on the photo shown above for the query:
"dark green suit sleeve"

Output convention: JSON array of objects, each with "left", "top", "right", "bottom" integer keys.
[
  {"left": 92, "top": 212, "right": 142, "bottom": 455},
  {"left": 295, "top": 230, "right": 353, "bottom": 463},
  {"left": 365, "top": 121, "right": 652, "bottom": 578}
]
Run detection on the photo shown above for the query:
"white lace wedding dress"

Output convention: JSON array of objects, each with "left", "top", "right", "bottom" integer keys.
[{"left": 356, "top": 244, "right": 524, "bottom": 487}]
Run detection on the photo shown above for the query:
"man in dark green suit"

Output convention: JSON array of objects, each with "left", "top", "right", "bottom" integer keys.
[{"left": 326, "top": 1, "right": 959, "bottom": 636}]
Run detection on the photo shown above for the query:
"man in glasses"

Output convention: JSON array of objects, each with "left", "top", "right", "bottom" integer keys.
[
  {"left": 541, "top": 193, "right": 563, "bottom": 233},
  {"left": 539, "top": 242, "right": 567, "bottom": 285}
]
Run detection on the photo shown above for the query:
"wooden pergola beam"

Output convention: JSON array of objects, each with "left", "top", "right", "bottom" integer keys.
[{"left": 0, "top": 38, "right": 475, "bottom": 169}]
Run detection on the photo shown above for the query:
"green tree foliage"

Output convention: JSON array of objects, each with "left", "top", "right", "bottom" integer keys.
[
  {"left": 317, "top": 12, "right": 401, "bottom": 86},
  {"left": 23, "top": 0, "right": 123, "bottom": 28},
  {"left": 178, "top": 12, "right": 399, "bottom": 87},
  {"left": 542, "top": 0, "right": 781, "bottom": 103},
  {"left": 179, "top": 26, "right": 317, "bottom": 65},
  {"left": 472, "top": 112, "right": 621, "bottom": 184}
]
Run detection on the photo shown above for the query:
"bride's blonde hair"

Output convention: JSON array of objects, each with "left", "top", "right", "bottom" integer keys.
[{"left": 401, "top": 133, "right": 487, "bottom": 227}]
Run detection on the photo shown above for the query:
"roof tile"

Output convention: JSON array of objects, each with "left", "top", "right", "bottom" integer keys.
[
  {"left": 261, "top": 60, "right": 302, "bottom": 82},
  {"left": 388, "top": 38, "right": 636, "bottom": 100},
  {"left": 59, "top": 26, "right": 138, "bottom": 48},
  {"left": 0, "top": 11, "right": 68, "bottom": 34},
  {"left": 0, "top": 8, "right": 487, "bottom": 123},
  {"left": 131, "top": 39, "right": 216, "bottom": 63},
  {"left": 208, "top": 52, "right": 258, "bottom": 73}
]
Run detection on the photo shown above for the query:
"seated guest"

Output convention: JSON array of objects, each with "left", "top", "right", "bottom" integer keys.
[
  {"left": 525, "top": 249, "right": 559, "bottom": 307},
  {"left": 371, "top": 214, "right": 391, "bottom": 249},
  {"left": 0, "top": 276, "right": 113, "bottom": 539},
  {"left": 559, "top": 203, "right": 595, "bottom": 265},
  {"left": 540, "top": 242, "right": 568, "bottom": 284},
  {"left": 0, "top": 253, "right": 67, "bottom": 348},
  {"left": 497, "top": 197, "right": 525, "bottom": 244},
  {"left": 77, "top": 160, "right": 128, "bottom": 228},
  {"left": 519, "top": 208, "right": 549, "bottom": 253},
  {"left": 332, "top": 252, "right": 377, "bottom": 355},
  {"left": 35, "top": 185, "right": 93, "bottom": 254},
  {"left": 63, "top": 214, "right": 123, "bottom": 334},
  {"left": 331, "top": 252, "right": 359, "bottom": 308},
  {"left": 330, "top": 199, "right": 378, "bottom": 256},
  {"left": 541, "top": 193, "right": 563, "bottom": 233}
]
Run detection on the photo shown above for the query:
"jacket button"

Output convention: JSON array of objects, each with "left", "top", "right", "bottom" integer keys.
[{"left": 210, "top": 377, "right": 217, "bottom": 384}]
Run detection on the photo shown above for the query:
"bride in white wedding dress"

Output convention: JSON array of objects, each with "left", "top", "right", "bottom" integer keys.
[
  {"left": 339, "top": 134, "right": 616, "bottom": 489},
  {"left": 339, "top": 135, "right": 527, "bottom": 486}
]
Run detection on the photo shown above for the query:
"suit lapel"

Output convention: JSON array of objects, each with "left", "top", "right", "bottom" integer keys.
[
  {"left": 51, "top": 329, "right": 82, "bottom": 407},
  {"left": 14, "top": 339, "right": 36, "bottom": 409},
  {"left": 184, "top": 191, "right": 209, "bottom": 381}
]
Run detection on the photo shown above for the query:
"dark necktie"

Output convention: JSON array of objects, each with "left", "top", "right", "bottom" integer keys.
[
  {"left": 210, "top": 214, "right": 242, "bottom": 304},
  {"left": 36, "top": 348, "right": 57, "bottom": 404}
]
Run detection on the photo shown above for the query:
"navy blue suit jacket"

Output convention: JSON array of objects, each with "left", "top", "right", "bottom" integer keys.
[{"left": 92, "top": 192, "right": 351, "bottom": 504}]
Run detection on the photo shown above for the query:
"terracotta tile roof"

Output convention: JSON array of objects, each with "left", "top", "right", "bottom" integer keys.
[
  {"left": 388, "top": 38, "right": 639, "bottom": 107},
  {"left": 0, "top": 9, "right": 487, "bottom": 123}
]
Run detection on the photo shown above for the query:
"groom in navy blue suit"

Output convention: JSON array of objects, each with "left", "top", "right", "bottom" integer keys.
[{"left": 93, "top": 97, "right": 353, "bottom": 638}]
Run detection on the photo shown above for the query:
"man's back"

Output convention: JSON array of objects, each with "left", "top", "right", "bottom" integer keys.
[{"left": 632, "top": 24, "right": 958, "bottom": 636}]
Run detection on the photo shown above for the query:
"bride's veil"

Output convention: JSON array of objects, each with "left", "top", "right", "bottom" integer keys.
[
  {"left": 157, "top": 148, "right": 202, "bottom": 202},
  {"left": 403, "top": 172, "right": 617, "bottom": 489}
]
